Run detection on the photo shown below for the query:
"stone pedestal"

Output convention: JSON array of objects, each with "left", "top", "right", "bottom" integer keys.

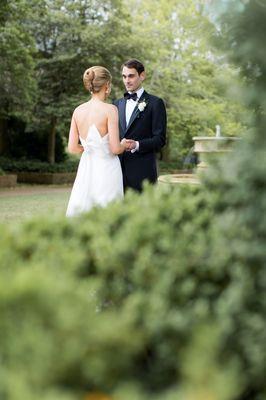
[
  {"left": 158, "top": 173, "right": 200, "bottom": 185},
  {"left": 158, "top": 136, "right": 240, "bottom": 186},
  {"left": 193, "top": 136, "right": 241, "bottom": 173}
]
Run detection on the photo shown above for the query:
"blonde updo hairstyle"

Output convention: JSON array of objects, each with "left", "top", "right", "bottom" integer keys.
[{"left": 83, "top": 66, "right": 112, "bottom": 93}]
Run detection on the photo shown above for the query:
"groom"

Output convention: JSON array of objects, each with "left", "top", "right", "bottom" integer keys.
[{"left": 114, "top": 59, "right": 167, "bottom": 192}]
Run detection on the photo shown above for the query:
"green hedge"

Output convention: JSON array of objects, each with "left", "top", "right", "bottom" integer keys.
[
  {"left": 0, "top": 139, "right": 265, "bottom": 400},
  {"left": 0, "top": 157, "right": 185, "bottom": 175},
  {"left": 6, "top": 118, "right": 67, "bottom": 163},
  {"left": 0, "top": 157, "right": 79, "bottom": 173}
]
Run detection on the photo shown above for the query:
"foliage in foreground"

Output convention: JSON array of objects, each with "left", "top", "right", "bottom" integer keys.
[{"left": 0, "top": 132, "right": 265, "bottom": 399}]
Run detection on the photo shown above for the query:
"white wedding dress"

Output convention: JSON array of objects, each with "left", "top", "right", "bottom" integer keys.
[{"left": 66, "top": 124, "right": 123, "bottom": 217}]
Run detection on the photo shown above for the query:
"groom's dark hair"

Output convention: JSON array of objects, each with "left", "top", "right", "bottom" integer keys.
[{"left": 122, "top": 59, "right": 145, "bottom": 75}]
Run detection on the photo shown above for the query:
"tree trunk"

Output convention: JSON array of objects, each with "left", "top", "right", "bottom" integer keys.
[
  {"left": 0, "top": 117, "right": 8, "bottom": 155},
  {"left": 48, "top": 116, "right": 57, "bottom": 164}
]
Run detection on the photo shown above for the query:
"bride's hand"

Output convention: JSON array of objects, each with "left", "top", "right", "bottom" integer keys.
[{"left": 120, "top": 138, "right": 128, "bottom": 151}]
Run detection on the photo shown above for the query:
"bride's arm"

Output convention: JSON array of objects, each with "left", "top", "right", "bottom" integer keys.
[
  {"left": 67, "top": 113, "right": 84, "bottom": 154},
  {"left": 107, "top": 106, "right": 127, "bottom": 154}
]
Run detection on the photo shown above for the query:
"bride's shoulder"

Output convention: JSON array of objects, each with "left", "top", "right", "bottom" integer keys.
[
  {"left": 74, "top": 102, "right": 89, "bottom": 113},
  {"left": 72, "top": 102, "right": 90, "bottom": 119},
  {"left": 105, "top": 103, "right": 118, "bottom": 115}
]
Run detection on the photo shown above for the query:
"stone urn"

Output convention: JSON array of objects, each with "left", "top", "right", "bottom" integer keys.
[
  {"left": 158, "top": 126, "right": 241, "bottom": 185},
  {"left": 158, "top": 172, "right": 200, "bottom": 186},
  {"left": 193, "top": 135, "right": 241, "bottom": 173}
]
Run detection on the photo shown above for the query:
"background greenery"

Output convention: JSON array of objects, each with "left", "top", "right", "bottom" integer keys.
[{"left": 0, "top": 0, "right": 247, "bottom": 168}]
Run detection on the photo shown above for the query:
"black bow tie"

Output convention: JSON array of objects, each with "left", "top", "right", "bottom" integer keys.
[{"left": 124, "top": 92, "right": 138, "bottom": 101}]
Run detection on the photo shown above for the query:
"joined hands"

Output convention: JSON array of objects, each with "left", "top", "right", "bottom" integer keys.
[{"left": 121, "top": 139, "right": 137, "bottom": 151}]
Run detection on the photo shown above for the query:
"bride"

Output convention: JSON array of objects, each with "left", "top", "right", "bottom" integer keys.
[{"left": 66, "top": 66, "right": 129, "bottom": 217}]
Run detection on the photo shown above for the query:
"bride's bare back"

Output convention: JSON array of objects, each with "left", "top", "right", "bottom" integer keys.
[
  {"left": 74, "top": 100, "right": 110, "bottom": 139},
  {"left": 68, "top": 99, "right": 125, "bottom": 155}
]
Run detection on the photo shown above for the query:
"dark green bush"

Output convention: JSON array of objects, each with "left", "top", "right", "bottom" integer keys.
[
  {"left": 0, "top": 157, "right": 180, "bottom": 176},
  {"left": 0, "top": 157, "right": 79, "bottom": 173},
  {"left": 6, "top": 116, "right": 67, "bottom": 162}
]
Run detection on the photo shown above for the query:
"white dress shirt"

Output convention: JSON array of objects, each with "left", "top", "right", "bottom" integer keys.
[{"left": 125, "top": 87, "right": 144, "bottom": 152}]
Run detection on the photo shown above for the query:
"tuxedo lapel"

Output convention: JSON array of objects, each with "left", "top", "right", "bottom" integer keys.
[
  {"left": 126, "top": 104, "right": 139, "bottom": 133},
  {"left": 118, "top": 98, "right": 127, "bottom": 137},
  {"left": 126, "top": 91, "right": 148, "bottom": 133}
]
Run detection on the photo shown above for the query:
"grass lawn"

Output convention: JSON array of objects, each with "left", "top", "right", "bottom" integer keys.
[{"left": 0, "top": 185, "right": 71, "bottom": 224}]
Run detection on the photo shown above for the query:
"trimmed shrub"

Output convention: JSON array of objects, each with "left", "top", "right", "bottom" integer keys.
[
  {"left": 0, "top": 157, "right": 79, "bottom": 173},
  {"left": 0, "top": 153, "right": 265, "bottom": 399}
]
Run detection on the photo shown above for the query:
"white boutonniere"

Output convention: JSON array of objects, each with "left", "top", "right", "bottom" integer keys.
[{"left": 137, "top": 99, "right": 147, "bottom": 112}]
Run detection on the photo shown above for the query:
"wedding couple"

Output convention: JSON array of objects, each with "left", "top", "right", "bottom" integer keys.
[{"left": 66, "top": 59, "right": 167, "bottom": 217}]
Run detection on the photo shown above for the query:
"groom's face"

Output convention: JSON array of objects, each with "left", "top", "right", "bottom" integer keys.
[{"left": 122, "top": 66, "right": 145, "bottom": 93}]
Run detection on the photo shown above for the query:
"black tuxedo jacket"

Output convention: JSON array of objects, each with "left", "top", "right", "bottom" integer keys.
[{"left": 114, "top": 90, "right": 167, "bottom": 191}]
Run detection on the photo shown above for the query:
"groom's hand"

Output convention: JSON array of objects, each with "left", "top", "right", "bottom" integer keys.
[{"left": 124, "top": 139, "right": 137, "bottom": 151}]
